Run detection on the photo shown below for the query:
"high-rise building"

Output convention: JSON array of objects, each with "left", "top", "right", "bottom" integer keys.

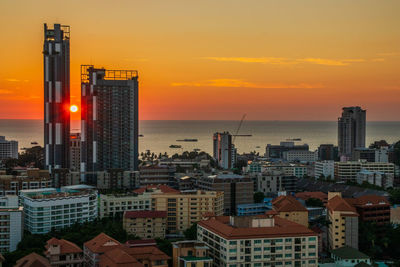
[
  {"left": 0, "top": 136, "right": 18, "bottom": 161},
  {"left": 213, "top": 132, "right": 234, "bottom": 169},
  {"left": 43, "top": 23, "right": 71, "bottom": 172},
  {"left": 69, "top": 133, "right": 80, "bottom": 171},
  {"left": 338, "top": 107, "right": 366, "bottom": 159},
  {"left": 80, "top": 65, "right": 139, "bottom": 185}
]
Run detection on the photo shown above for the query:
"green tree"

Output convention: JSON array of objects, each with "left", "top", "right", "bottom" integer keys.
[
  {"left": 183, "top": 223, "right": 197, "bottom": 240},
  {"left": 254, "top": 192, "right": 265, "bottom": 203},
  {"left": 305, "top": 198, "right": 324, "bottom": 207}
]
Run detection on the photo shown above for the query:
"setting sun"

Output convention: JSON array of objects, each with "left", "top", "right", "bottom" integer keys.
[{"left": 70, "top": 105, "right": 78, "bottom": 113}]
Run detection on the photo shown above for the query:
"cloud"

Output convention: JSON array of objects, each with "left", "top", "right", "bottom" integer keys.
[
  {"left": 0, "top": 89, "right": 13, "bottom": 95},
  {"left": 377, "top": 52, "right": 400, "bottom": 57},
  {"left": 371, "top": 58, "right": 385, "bottom": 62},
  {"left": 204, "top": 57, "right": 365, "bottom": 66},
  {"left": 171, "top": 79, "right": 324, "bottom": 89},
  {"left": 6, "top": 78, "right": 19, "bottom": 82}
]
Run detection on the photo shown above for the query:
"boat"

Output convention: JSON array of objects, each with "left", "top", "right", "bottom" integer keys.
[
  {"left": 193, "top": 148, "right": 201, "bottom": 152},
  {"left": 139, "top": 134, "right": 144, "bottom": 137},
  {"left": 169, "top": 145, "right": 182, "bottom": 148},
  {"left": 256, "top": 146, "right": 260, "bottom": 148},
  {"left": 176, "top": 139, "right": 198, "bottom": 142},
  {"left": 31, "top": 141, "right": 38, "bottom": 145}
]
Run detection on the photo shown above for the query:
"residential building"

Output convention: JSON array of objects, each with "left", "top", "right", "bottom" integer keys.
[
  {"left": 123, "top": 210, "right": 167, "bottom": 239},
  {"left": 44, "top": 23, "right": 71, "bottom": 172},
  {"left": 135, "top": 185, "right": 224, "bottom": 234},
  {"left": 213, "top": 132, "right": 234, "bottom": 169},
  {"left": 328, "top": 246, "right": 371, "bottom": 267},
  {"left": 283, "top": 150, "right": 318, "bottom": 163},
  {"left": 45, "top": 237, "right": 84, "bottom": 266},
  {"left": 84, "top": 233, "right": 121, "bottom": 267},
  {"left": 318, "top": 144, "right": 338, "bottom": 161},
  {"left": 69, "top": 133, "right": 81, "bottom": 171},
  {"left": 139, "top": 165, "right": 175, "bottom": 186},
  {"left": 15, "top": 252, "right": 51, "bottom": 267},
  {"left": 98, "top": 248, "right": 143, "bottom": 267},
  {"left": 338, "top": 107, "right": 366, "bottom": 159},
  {"left": 237, "top": 198, "right": 272, "bottom": 216},
  {"left": 266, "top": 141, "right": 309, "bottom": 159},
  {"left": 20, "top": 185, "right": 98, "bottom": 234},
  {"left": 51, "top": 168, "right": 81, "bottom": 188},
  {"left": 346, "top": 195, "right": 390, "bottom": 225},
  {"left": 263, "top": 164, "right": 307, "bottom": 178},
  {"left": 80, "top": 65, "right": 139, "bottom": 185},
  {"left": 0, "top": 198, "right": 23, "bottom": 252},
  {"left": 327, "top": 192, "right": 359, "bottom": 250},
  {"left": 334, "top": 161, "right": 395, "bottom": 182},
  {"left": 314, "top": 161, "right": 335, "bottom": 179},
  {"left": 175, "top": 175, "right": 196, "bottom": 191},
  {"left": 0, "top": 136, "right": 18, "bottom": 161},
  {"left": 356, "top": 170, "right": 393, "bottom": 189},
  {"left": 172, "top": 240, "right": 212, "bottom": 267},
  {"left": 99, "top": 191, "right": 152, "bottom": 218},
  {"left": 272, "top": 195, "right": 309, "bottom": 227},
  {"left": 256, "top": 170, "right": 297, "bottom": 194},
  {"left": 0, "top": 169, "right": 51, "bottom": 196},
  {"left": 197, "top": 173, "right": 253, "bottom": 215},
  {"left": 198, "top": 214, "right": 319, "bottom": 266},
  {"left": 119, "top": 244, "right": 169, "bottom": 267},
  {"left": 97, "top": 169, "right": 139, "bottom": 190},
  {"left": 353, "top": 147, "right": 389, "bottom": 163}
]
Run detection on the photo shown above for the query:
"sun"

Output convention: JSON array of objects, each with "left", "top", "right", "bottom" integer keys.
[{"left": 70, "top": 105, "right": 78, "bottom": 113}]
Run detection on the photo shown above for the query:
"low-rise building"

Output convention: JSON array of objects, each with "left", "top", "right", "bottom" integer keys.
[
  {"left": 172, "top": 240, "right": 212, "bottom": 267},
  {"left": 295, "top": 192, "right": 328, "bottom": 205},
  {"left": 99, "top": 191, "right": 152, "bottom": 218},
  {"left": 139, "top": 165, "right": 176, "bottom": 186},
  {"left": 256, "top": 170, "right": 297, "bottom": 194},
  {"left": 198, "top": 214, "right": 319, "bottom": 266},
  {"left": 237, "top": 198, "right": 272, "bottom": 216},
  {"left": 45, "top": 237, "right": 84, "bottom": 266},
  {"left": 283, "top": 150, "right": 318, "bottom": 163},
  {"left": 266, "top": 142, "right": 310, "bottom": 159},
  {"left": 328, "top": 246, "right": 371, "bottom": 267},
  {"left": 20, "top": 185, "right": 98, "bottom": 234},
  {"left": 84, "top": 233, "right": 121, "bottom": 267},
  {"left": 356, "top": 170, "right": 393, "bottom": 189},
  {"left": 123, "top": 210, "right": 167, "bottom": 239},
  {"left": 0, "top": 204, "right": 22, "bottom": 252},
  {"left": 315, "top": 161, "right": 335, "bottom": 179},
  {"left": 346, "top": 195, "right": 390, "bottom": 225},
  {"left": 334, "top": 161, "right": 395, "bottom": 182},
  {"left": 0, "top": 169, "right": 51, "bottom": 196},
  {"left": 272, "top": 195, "right": 309, "bottom": 227},
  {"left": 263, "top": 164, "right": 307, "bottom": 178}
]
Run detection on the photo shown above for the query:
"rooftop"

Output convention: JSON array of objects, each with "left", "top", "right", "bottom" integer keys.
[
  {"left": 84, "top": 233, "right": 121, "bottom": 254},
  {"left": 331, "top": 246, "right": 369, "bottom": 260},
  {"left": 46, "top": 237, "right": 82, "bottom": 254},
  {"left": 15, "top": 252, "right": 50, "bottom": 267},
  {"left": 133, "top": 185, "right": 180, "bottom": 194},
  {"left": 272, "top": 195, "right": 308, "bottom": 212},
  {"left": 327, "top": 195, "right": 358, "bottom": 214}
]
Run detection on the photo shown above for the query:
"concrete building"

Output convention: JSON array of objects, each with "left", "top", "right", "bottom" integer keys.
[
  {"left": 338, "top": 107, "right": 366, "bottom": 159},
  {"left": 346, "top": 195, "right": 390, "bottom": 225},
  {"left": 353, "top": 147, "right": 389, "bottom": 163},
  {"left": 263, "top": 164, "right": 307, "bottom": 178},
  {"left": 197, "top": 173, "right": 253, "bottom": 215},
  {"left": 51, "top": 168, "right": 81, "bottom": 188},
  {"left": 283, "top": 150, "right": 318, "bottom": 163},
  {"left": 334, "top": 161, "right": 395, "bottom": 182},
  {"left": 172, "top": 240, "right": 212, "bottom": 267},
  {"left": 20, "top": 185, "right": 98, "bottom": 234},
  {"left": 84, "top": 233, "right": 121, "bottom": 267},
  {"left": 256, "top": 170, "right": 297, "bottom": 194},
  {"left": 272, "top": 195, "right": 309, "bottom": 227},
  {"left": 318, "top": 144, "right": 338, "bottom": 161},
  {"left": 0, "top": 136, "right": 18, "bottom": 161},
  {"left": 0, "top": 169, "right": 51, "bottom": 196},
  {"left": 43, "top": 23, "right": 71, "bottom": 172},
  {"left": 123, "top": 210, "right": 167, "bottom": 239},
  {"left": 99, "top": 191, "right": 152, "bottom": 218},
  {"left": 328, "top": 246, "right": 371, "bottom": 267},
  {"left": 139, "top": 165, "right": 175, "bottom": 186},
  {"left": 69, "top": 133, "right": 81, "bottom": 171},
  {"left": 213, "top": 132, "right": 235, "bottom": 169},
  {"left": 315, "top": 160, "right": 335, "bottom": 179},
  {"left": 327, "top": 192, "right": 359, "bottom": 250},
  {"left": 45, "top": 237, "right": 84, "bottom": 266},
  {"left": 356, "top": 170, "right": 393, "bottom": 189},
  {"left": 80, "top": 65, "right": 139, "bottom": 185},
  {"left": 198, "top": 215, "right": 319, "bottom": 266},
  {"left": 266, "top": 142, "right": 310, "bottom": 159},
  {"left": 237, "top": 198, "right": 272, "bottom": 216},
  {"left": 97, "top": 170, "right": 139, "bottom": 190},
  {"left": 0, "top": 195, "right": 23, "bottom": 252}
]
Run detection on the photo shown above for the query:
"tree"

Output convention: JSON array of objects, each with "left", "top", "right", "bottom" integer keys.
[
  {"left": 305, "top": 198, "right": 324, "bottom": 207},
  {"left": 183, "top": 223, "right": 197, "bottom": 240},
  {"left": 254, "top": 192, "right": 265, "bottom": 203}
]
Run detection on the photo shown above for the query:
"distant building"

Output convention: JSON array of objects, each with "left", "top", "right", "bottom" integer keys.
[
  {"left": 0, "top": 169, "right": 51, "bottom": 196},
  {"left": 256, "top": 170, "right": 297, "bottom": 194},
  {"left": 197, "top": 173, "right": 253, "bottom": 215},
  {"left": 282, "top": 150, "right": 318, "bottom": 162},
  {"left": 314, "top": 160, "right": 335, "bottom": 179},
  {"left": 99, "top": 191, "right": 152, "bottom": 218},
  {"left": 266, "top": 141, "right": 309, "bottom": 159},
  {"left": 51, "top": 168, "right": 81, "bottom": 188},
  {"left": 123, "top": 210, "right": 167, "bottom": 239},
  {"left": 263, "top": 164, "right": 307, "bottom": 178},
  {"left": 295, "top": 192, "right": 328, "bottom": 205},
  {"left": 237, "top": 198, "right": 272, "bottom": 216},
  {"left": 172, "top": 240, "right": 212, "bottom": 267},
  {"left": 353, "top": 147, "right": 389, "bottom": 163},
  {"left": 356, "top": 169, "right": 393, "bottom": 189},
  {"left": 0, "top": 195, "right": 22, "bottom": 252},
  {"left": 334, "top": 161, "right": 395, "bottom": 182},
  {"left": 318, "top": 144, "right": 338, "bottom": 161},
  {"left": 272, "top": 195, "right": 309, "bottom": 227},
  {"left": 139, "top": 165, "right": 175, "bottom": 186},
  {"left": 346, "top": 195, "right": 390, "bottom": 225},
  {"left": 0, "top": 136, "right": 18, "bottom": 161},
  {"left": 45, "top": 238, "right": 84, "bottom": 266},
  {"left": 338, "top": 106, "right": 366, "bottom": 159},
  {"left": 20, "top": 185, "right": 98, "bottom": 234},
  {"left": 198, "top": 215, "right": 319, "bottom": 266},
  {"left": 324, "top": 246, "right": 371, "bottom": 267},
  {"left": 80, "top": 65, "right": 139, "bottom": 185},
  {"left": 69, "top": 133, "right": 81, "bottom": 171},
  {"left": 213, "top": 132, "right": 235, "bottom": 169}
]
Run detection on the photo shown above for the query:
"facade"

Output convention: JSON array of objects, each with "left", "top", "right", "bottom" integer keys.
[
  {"left": 139, "top": 165, "right": 175, "bottom": 186},
  {"left": 123, "top": 211, "right": 167, "bottom": 239},
  {"left": 96, "top": 170, "right": 139, "bottom": 189},
  {"left": 353, "top": 147, "right": 389, "bottom": 163},
  {"left": 338, "top": 107, "right": 366, "bottom": 158},
  {"left": 237, "top": 198, "right": 272, "bottom": 216},
  {"left": 51, "top": 168, "right": 81, "bottom": 188},
  {"left": 43, "top": 23, "right": 71, "bottom": 172},
  {"left": 356, "top": 169, "right": 393, "bottom": 189},
  {"left": 318, "top": 144, "right": 338, "bottom": 161},
  {"left": 334, "top": 161, "right": 395, "bottom": 182},
  {"left": 0, "top": 199, "right": 23, "bottom": 252},
  {"left": 45, "top": 237, "right": 84, "bottom": 266},
  {"left": 314, "top": 160, "right": 335, "bottom": 179},
  {"left": 0, "top": 136, "right": 18, "bottom": 161},
  {"left": 20, "top": 185, "right": 98, "bottom": 234},
  {"left": 263, "top": 164, "right": 307, "bottom": 178},
  {"left": 256, "top": 170, "right": 297, "bottom": 194},
  {"left": 282, "top": 150, "right": 318, "bottom": 163},
  {"left": 80, "top": 65, "right": 139, "bottom": 185},
  {"left": 266, "top": 142, "right": 309, "bottom": 159},
  {"left": 213, "top": 132, "right": 234, "bottom": 169},
  {"left": 272, "top": 195, "right": 309, "bottom": 227},
  {"left": 346, "top": 195, "right": 390, "bottom": 225},
  {"left": 172, "top": 240, "right": 212, "bottom": 267},
  {"left": 197, "top": 173, "right": 253, "bottom": 215},
  {"left": 198, "top": 215, "right": 319, "bottom": 266},
  {"left": 69, "top": 133, "right": 81, "bottom": 171},
  {"left": 327, "top": 192, "right": 359, "bottom": 250},
  {"left": 0, "top": 169, "right": 51, "bottom": 196},
  {"left": 99, "top": 191, "right": 152, "bottom": 218}
]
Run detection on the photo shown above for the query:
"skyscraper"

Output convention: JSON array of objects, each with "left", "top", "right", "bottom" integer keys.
[
  {"left": 43, "top": 24, "right": 71, "bottom": 172},
  {"left": 80, "top": 65, "right": 139, "bottom": 185},
  {"left": 213, "top": 132, "right": 235, "bottom": 169},
  {"left": 338, "top": 106, "right": 366, "bottom": 159}
]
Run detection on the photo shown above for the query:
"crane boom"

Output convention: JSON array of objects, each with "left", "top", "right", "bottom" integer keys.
[{"left": 233, "top": 114, "right": 246, "bottom": 143}]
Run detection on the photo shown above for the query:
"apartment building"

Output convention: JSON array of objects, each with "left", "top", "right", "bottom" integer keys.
[
  {"left": 356, "top": 170, "right": 394, "bottom": 189},
  {"left": 0, "top": 169, "right": 51, "bottom": 196},
  {"left": 172, "top": 240, "right": 212, "bottom": 267},
  {"left": 266, "top": 142, "right": 309, "bottom": 159},
  {"left": 272, "top": 195, "right": 309, "bottom": 227},
  {"left": 0, "top": 196, "right": 23, "bottom": 252},
  {"left": 99, "top": 191, "right": 152, "bottom": 218},
  {"left": 198, "top": 215, "right": 318, "bottom": 267},
  {"left": 0, "top": 136, "right": 18, "bottom": 161},
  {"left": 282, "top": 150, "right": 318, "bottom": 163},
  {"left": 346, "top": 195, "right": 390, "bottom": 225},
  {"left": 69, "top": 133, "right": 81, "bottom": 171},
  {"left": 20, "top": 185, "right": 98, "bottom": 234},
  {"left": 334, "top": 161, "right": 395, "bottom": 182},
  {"left": 139, "top": 165, "right": 176, "bottom": 186},
  {"left": 45, "top": 237, "right": 84, "bottom": 266},
  {"left": 197, "top": 173, "right": 253, "bottom": 215},
  {"left": 123, "top": 210, "right": 167, "bottom": 239},
  {"left": 256, "top": 170, "right": 297, "bottom": 194},
  {"left": 327, "top": 192, "right": 359, "bottom": 250},
  {"left": 314, "top": 160, "right": 334, "bottom": 179},
  {"left": 263, "top": 164, "right": 307, "bottom": 178}
]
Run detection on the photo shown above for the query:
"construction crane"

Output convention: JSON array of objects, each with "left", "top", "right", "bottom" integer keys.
[{"left": 233, "top": 114, "right": 252, "bottom": 143}]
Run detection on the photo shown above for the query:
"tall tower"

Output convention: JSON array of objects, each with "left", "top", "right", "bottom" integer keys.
[
  {"left": 43, "top": 24, "right": 70, "bottom": 172},
  {"left": 338, "top": 106, "right": 366, "bottom": 159},
  {"left": 80, "top": 65, "right": 139, "bottom": 185},
  {"left": 213, "top": 132, "right": 234, "bottom": 169}
]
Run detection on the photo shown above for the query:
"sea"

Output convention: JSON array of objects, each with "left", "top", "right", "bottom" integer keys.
[{"left": 0, "top": 120, "right": 399, "bottom": 156}]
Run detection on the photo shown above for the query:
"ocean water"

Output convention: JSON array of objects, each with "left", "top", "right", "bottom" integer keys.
[{"left": 0, "top": 120, "right": 399, "bottom": 155}]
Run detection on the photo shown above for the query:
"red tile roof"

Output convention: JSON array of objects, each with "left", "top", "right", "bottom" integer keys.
[
  {"left": 15, "top": 252, "right": 50, "bottom": 267},
  {"left": 124, "top": 210, "right": 167, "bottom": 219},
  {"left": 327, "top": 195, "right": 358, "bottom": 214},
  {"left": 133, "top": 185, "right": 180, "bottom": 194},
  {"left": 123, "top": 246, "right": 170, "bottom": 262},
  {"left": 198, "top": 216, "right": 316, "bottom": 239},
  {"left": 99, "top": 248, "right": 144, "bottom": 267},
  {"left": 125, "top": 239, "right": 157, "bottom": 247},
  {"left": 272, "top": 195, "right": 308, "bottom": 212},
  {"left": 84, "top": 233, "right": 121, "bottom": 254},
  {"left": 351, "top": 195, "right": 390, "bottom": 206},
  {"left": 46, "top": 238, "right": 82, "bottom": 254}
]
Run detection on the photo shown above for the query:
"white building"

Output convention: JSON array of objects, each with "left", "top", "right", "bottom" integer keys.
[
  {"left": 19, "top": 185, "right": 98, "bottom": 234},
  {"left": 283, "top": 150, "right": 318, "bottom": 163},
  {"left": 99, "top": 191, "right": 152, "bottom": 218},
  {"left": 314, "top": 161, "right": 335, "bottom": 179},
  {"left": 256, "top": 170, "right": 297, "bottom": 193},
  {"left": 334, "top": 161, "right": 395, "bottom": 182},
  {"left": 356, "top": 169, "right": 394, "bottom": 189},
  {"left": 0, "top": 136, "right": 18, "bottom": 161},
  {"left": 0, "top": 195, "right": 23, "bottom": 252},
  {"left": 263, "top": 164, "right": 307, "bottom": 178}
]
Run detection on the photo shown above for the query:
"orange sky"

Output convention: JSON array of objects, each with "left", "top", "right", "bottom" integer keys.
[{"left": 0, "top": 0, "right": 399, "bottom": 121}]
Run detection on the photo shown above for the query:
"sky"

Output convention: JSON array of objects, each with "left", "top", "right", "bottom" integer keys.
[{"left": 0, "top": 0, "right": 399, "bottom": 121}]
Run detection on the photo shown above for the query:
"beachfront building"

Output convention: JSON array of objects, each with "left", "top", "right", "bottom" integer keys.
[{"left": 334, "top": 161, "right": 395, "bottom": 182}]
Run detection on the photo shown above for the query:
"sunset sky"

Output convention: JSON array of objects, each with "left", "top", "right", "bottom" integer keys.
[{"left": 0, "top": 0, "right": 399, "bottom": 121}]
